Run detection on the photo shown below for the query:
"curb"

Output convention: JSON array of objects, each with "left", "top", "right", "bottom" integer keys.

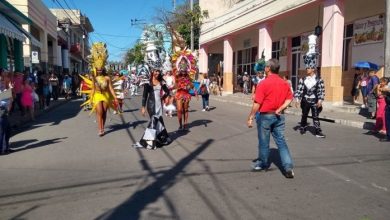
[
  {"left": 210, "top": 96, "right": 373, "bottom": 130},
  {"left": 10, "top": 98, "right": 71, "bottom": 129}
]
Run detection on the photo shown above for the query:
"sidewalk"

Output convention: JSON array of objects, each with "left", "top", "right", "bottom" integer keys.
[
  {"left": 8, "top": 98, "right": 70, "bottom": 129},
  {"left": 210, "top": 93, "right": 376, "bottom": 130}
]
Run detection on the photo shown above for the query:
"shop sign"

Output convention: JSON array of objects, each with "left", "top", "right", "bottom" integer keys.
[
  {"left": 354, "top": 14, "right": 384, "bottom": 45},
  {"left": 32, "top": 51, "right": 39, "bottom": 64}
]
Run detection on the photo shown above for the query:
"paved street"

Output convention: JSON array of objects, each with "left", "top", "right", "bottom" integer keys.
[{"left": 0, "top": 95, "right": 389, "bottom": 220}]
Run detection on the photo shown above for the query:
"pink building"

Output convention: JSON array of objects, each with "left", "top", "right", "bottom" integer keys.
[{"left": 199, "top": 0, "right": 386, "bottom": 104}]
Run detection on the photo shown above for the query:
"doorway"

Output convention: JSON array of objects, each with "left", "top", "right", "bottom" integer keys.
[{"left": 290, "top": 36, "right": 301, "bottom": 91}]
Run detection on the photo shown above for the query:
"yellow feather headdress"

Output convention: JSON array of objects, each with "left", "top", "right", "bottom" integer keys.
[{"left": 90, "top": 42, "right": 108, "bottom": 76}]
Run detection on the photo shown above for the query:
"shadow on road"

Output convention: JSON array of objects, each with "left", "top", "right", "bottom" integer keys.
[
  {"left": 123, "top": 108, "right": 139, "bottom": 113},
  {"left": 11, "top": 100, "right": 82, "bottom": 136},
  {"left": 9, "top": 137, "right": 68, "bottom": 153},
  {"left": 97, "top": 139, "right": 213, "bottom": 220}
]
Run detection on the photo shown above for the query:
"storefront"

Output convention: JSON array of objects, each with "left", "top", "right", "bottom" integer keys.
[
  {"left": 199, "top": 0, "right": 386, "bottom": 104},
  {"left": 0, "top": 0, "right": 31, "bottom": 72},
  {"left": 8, "top": 0, "right": 58, "bottom": 73}
]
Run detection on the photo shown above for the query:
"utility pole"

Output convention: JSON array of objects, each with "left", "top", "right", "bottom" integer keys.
[
  {"left": 385, "top": 0, "right": 390, "bottom": 77},
  {"left": 173, "top": 0, "right": 176, "bottom": 10},
  {"left": 190, "top": 0, "right": 194, "bottom": 51}
]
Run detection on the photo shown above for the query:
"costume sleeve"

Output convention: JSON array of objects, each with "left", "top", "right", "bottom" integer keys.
[
  {"left": 142, "top": 84, "right": 149, "bottom": 107},
  {"left": 317, "top": 79, "right": 325, "bottom": 101},
  {"left": 294, "top": 78, "right": 305, "bottom": 101}
]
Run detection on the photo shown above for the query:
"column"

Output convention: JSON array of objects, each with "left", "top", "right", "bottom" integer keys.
[
  {"left": 223, "top": 37, "right": 234, "bottom": 94},
  {"left": 52, "top": 39, "right": 58, "bottom": 72},
  {"left": 13, "top": 39, "right": 23, "bottom": 72},
  {"left": 258, "top": 22, "right": 273, "bottom": 60},
  {"left": 0, "top": 35, "right": 7, "bottom": 69},
  {"left": 40, "top": 30, "right": 48, "bottom": 73},
  {"left": 199, "top": 45, "right": 208, "bottom": 74},
  {"left": 321, "top": 0, "right": 344, "bottom": 104}
]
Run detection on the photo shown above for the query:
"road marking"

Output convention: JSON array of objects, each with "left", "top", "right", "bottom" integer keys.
[
  {"left": 318, "top": 166, "right": 368, "bottom": 190},
  {"left": 371, "top": 183, "right": 388, "bottom": 192}
]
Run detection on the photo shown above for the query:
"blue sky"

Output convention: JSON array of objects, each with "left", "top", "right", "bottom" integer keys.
[{"left": 43, "top": 0, "right": 184, "bottom": 61}]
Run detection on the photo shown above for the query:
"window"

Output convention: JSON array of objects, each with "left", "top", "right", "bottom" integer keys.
[
  {"left": 272, "top": 41, "right": 280, "bottom": 60},
  {"left": 342, "top": 24, "right": 353, "bottom": 71},
  {"left": 237, "top": 46, "right": 258, "bottom": 76}
]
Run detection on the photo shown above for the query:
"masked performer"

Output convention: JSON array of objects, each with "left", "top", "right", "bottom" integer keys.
[
  {"left": 294, "top": 35, "right": 326, "bottom": 138},
  {"left": 112, "top": 72, "right": 126, "bottom": 114},
  {"left": 172, "top": 50, "right": 197, "bottom": 131},
  {"left": 80, "top": 43, "right": 117, "bottom": 136},
  {"left": 133, "top": 67, "right": 172, "bottom": 149}
]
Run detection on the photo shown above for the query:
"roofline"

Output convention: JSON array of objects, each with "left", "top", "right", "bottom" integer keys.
[{"left": 0, "top": 0, "right": 32, "bottom": 24}]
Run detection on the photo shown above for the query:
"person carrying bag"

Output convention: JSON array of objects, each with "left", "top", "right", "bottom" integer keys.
[{"left": 199, "top": 74, "right": 210, "bottom": 111}]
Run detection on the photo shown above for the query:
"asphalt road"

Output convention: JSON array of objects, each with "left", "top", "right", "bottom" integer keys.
[{"left": 0, "top": 95, "right": 389, "bottom": 220}]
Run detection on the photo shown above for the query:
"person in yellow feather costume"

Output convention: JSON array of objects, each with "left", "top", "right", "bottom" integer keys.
[{"left": 80, "top": 42, "right": 117, "bottom": 136}]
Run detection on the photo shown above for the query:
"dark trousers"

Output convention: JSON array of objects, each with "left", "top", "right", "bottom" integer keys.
[
  {"left": 10, "top": 93, "right": 24, "bottom": 115},
  {"left": 202, "top": 94, "right": 209, "bottom": 109},
  {"left": 300, "top": 99, "right": 322, "bottom": 132},
  {"left": 385, "top": 105, "right": 390, "bottom": 139},
  {"left": 0, "top": 115, "right": 11, "bottom": 154},
  {"left": 51, "top": 86, "right": 59, "bottom": 100}
]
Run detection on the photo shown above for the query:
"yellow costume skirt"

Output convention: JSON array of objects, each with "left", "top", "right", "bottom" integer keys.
[{"left": 91, "top": 91, "right": 115, "bottom": 112}]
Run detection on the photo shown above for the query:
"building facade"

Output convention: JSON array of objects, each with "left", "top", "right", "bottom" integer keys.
[
  {"left": 0, "top": 0, "right": 30, "bottom": 72},
  {"left": 7, "top": 0, "right": 58, "bottom": 73},
  {"left": 50, "top": 9, "right": 93, "bottom": 74},
  {"left": 199, "top": 0, "right": 386, "bottom": 104}
]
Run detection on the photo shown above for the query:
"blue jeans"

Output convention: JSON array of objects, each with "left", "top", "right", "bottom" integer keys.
[
  {"left": 202, "top": 94, "right": 209, "bottom": 109},
  {"left": 256, "top": 113, "right": 293, "bottom": 171}
]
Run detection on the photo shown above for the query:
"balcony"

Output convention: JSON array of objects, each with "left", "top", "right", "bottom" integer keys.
[{"left": 70, "top": 43, "right": 81, "bottom": 54}]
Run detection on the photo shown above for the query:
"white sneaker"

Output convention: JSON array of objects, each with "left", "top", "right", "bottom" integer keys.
[
  {"left": 361, "top": 104, "right": 366, "bottom": 108},
  {"left": 113, "top": 111, "right": 118, "bottom": 115},
  {"left": 206, "top": 106, "right": 210, "bottom": 111},
  {"left": 202, "top": 109, "right": 206, "bottom": 112}
]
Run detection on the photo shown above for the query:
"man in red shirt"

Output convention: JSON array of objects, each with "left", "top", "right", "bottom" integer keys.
[{"left": 247, "top": 58, "right": 294, "bottom": 178}]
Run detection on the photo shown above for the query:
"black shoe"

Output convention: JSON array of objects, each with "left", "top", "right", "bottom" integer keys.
[
  {"left": 299, "top": 127, "right": 306, "bottom": 135},
  {"left": 316, "top": 131, "right": 326, "bottom": 138},
  {"left": 285, "top": 169, "right": 295, "bottom": 178},
  {"left": 379, "top": 138, "right": 390, "bottom": 142}
]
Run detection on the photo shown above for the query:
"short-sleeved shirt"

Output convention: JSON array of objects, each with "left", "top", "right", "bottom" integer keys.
[{"left": 255, "top": 73, "right": 293, "bottom": 113}]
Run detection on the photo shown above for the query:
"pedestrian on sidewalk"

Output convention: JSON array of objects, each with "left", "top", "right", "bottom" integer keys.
[
  {"left": 199, "top": 73, "right": 210, "bottom": 111},
  {"left": 351, "top": 68, "right": 361, "bottom": 105},
  {"left": 21, "top": 78, "right": 35, "bottom": 121},
  {"left": 0, "top": 69, "right": 12, "bottom": 155},
  {"left": 242, "top": 72, "right": 250, "bottom": 95},
  {"left": 372, "top": 77, "right": 388, "bottom": 134},
  {"left": 366, "top": 70, "right": 380, "bottom": 119},
  {"left": 10, "top": 71, "right": 24, "bottom": 116},
  {"left": 379, "top": 80, "right": 390, "bottom": 142},
  {"left": 294, "top": 50, "right": 326, "bottom": 138},
  {"left": 359, "top": 69, "right": 370, "bottom": 108},
  {"left": 247, "top": 58, "right": 294, "bottom": 178},
  {"left": 49, "top": 73, "right": 59, "bottom": 101}
]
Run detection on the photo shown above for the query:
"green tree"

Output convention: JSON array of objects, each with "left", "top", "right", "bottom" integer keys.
[
  {"left": 155, "top": 0, "right": 208, "bottom": 50},
  {"left": 124, "top": 41, "right": 145, "bottom": 66}
]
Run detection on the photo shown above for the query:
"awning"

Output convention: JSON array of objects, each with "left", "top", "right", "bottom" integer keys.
[{"left": 0, "top": 13, "right": 25, "bottom": 42}]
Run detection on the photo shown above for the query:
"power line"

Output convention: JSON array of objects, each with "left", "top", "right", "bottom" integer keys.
[
  {"left": 53, "top": 0, "right": 78, "bottom": 25},
  {"left": 93, "top": 32, "right": 139, "bottom": 38}
]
